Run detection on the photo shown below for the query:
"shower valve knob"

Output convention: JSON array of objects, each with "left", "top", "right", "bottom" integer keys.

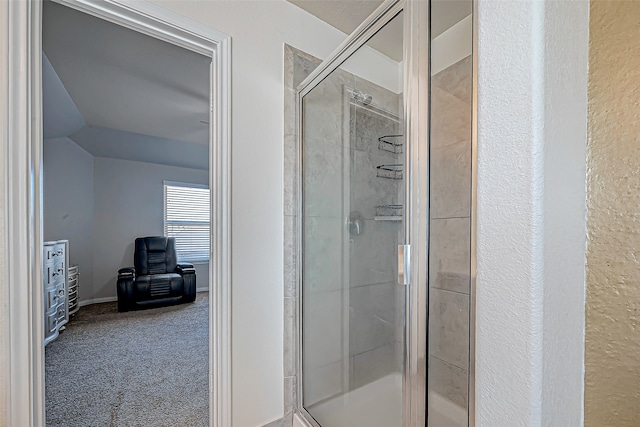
[{"left": 347, "top": 211, "right": 365, "bottom": 236}]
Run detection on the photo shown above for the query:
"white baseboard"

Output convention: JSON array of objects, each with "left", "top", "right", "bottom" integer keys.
[
  {"left": 78, "top": 288, "right": 208, "bottom": 307},
  {"left": 78, "top": 296, "right": 118, "bottom": 307}
]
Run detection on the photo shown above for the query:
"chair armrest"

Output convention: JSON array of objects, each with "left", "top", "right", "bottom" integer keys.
[
  {"left": 176, "top": 263, "right": 195, "bottom": 274},
  {"left": 118, "top": 267, "right": 135, "bottom": 278},
  {"left": 117, "top": 269, "right": 135, "bottom": 312},
  {"left": 177, "top": 263, "right": 194, "bottom": 269}
]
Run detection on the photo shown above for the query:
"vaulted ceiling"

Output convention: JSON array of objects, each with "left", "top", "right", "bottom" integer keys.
[{"left": 42, "top": 1, "right": 211, "bottom": 170}]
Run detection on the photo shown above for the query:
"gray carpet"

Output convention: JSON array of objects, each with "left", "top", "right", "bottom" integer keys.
[{"left": 45, "top": 293, "right": 209, "bottom": 427}]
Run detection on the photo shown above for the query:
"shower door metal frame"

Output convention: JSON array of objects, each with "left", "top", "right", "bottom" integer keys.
[{"left": 294, "top": 0, "right": 432, "bottom": 425}]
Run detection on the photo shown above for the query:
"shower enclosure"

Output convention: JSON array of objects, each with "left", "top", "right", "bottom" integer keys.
[{"left": 295, "top": 0, "right": 474, "bottom": 425}]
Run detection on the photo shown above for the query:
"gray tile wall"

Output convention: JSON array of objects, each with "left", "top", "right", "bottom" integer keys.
[
  {"left": 300, "top": 65, "right": 354, "bottom": 407},
  {"left": 283, "top": 45, "right": 405, "bottom": 425},
  {"left": 281, "top": 45, "right": 321, "bottom": 426},
  {"left": 347, "top": 98, "right": 403, "bottom": 391},
  {"left": 428, "top": 55, "right": 472, "bottom": 412},
  {"left": 283, "top": 46, "right": 473, "bottom": 426}
]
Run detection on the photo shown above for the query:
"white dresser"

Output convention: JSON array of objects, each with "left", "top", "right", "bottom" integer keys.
[{"left": 44, "top": 240, "right": 69, "bottom": 346}]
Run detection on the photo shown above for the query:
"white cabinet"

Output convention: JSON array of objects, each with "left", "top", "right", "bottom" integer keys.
[{"left": 44, "top": 240, "right": 68, "bottom": 346}]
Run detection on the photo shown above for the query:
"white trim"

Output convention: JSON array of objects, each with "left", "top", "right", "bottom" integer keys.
[
  {"left": 163, "top": 180, "right": 210, "bottom": 190},
  {"left": 4, "top": 2, "right": 45, "bottom": 426},
  {"left": 4, "top": 1, "right": 232, "bottom": 427}
]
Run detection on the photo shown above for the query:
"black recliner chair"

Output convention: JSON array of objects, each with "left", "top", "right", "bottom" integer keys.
[{"left": 117, "top": 236, "right": 196, "bottom": 312}]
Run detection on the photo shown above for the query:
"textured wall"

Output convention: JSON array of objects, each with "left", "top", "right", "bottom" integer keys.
[
  {"left": 585, "top": 2, "right": 640, "bottom": 425},
  {"left": 477, "top": 0, "right": 589, "bottom": 425},
  {"left": 477, "top": 2, "right": 547, "bottom": 423},
  {"left": 540, "top": 1, "right": 589, "bottom": 426}
]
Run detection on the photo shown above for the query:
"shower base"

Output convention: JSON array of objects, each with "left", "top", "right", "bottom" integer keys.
[{"left": 294, "top": 373, "right": 466, "bottom": 427}]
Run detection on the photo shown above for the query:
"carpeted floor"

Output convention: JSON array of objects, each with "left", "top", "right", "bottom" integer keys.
[{"left": 45, "top": 292, "right": 209, "bottom": 427}]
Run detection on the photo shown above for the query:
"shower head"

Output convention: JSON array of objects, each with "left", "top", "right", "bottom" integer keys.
[{"left": 353, "top": 90, "right": 373, "bottom": 106}]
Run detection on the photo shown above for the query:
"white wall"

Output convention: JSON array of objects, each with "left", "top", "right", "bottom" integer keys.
[
  {"left": 43, "top": 137, "right": 95, "bottom": 301},
  {"left": 141, "top": 2, "right": 351, "bottom": 425},
  {"left": 541, "top": 2, "right": 588, "bottom": 424},
  {"left": 476, "top": 0, "right": 588, "bottom": 425},
  {"left": 43, "top": 137, "right": 210, "bottom": 302},
  {"left": 93, "top": 156, "right": 209, "bottom": 300},
  {"left": 343, "top": 43, "right": 403, "bottom": 93},
  {"left": 431, "top": 14, "right": 472, "bottom": 76}
]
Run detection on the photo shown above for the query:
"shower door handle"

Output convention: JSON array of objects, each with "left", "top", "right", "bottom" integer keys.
[{"left": 398, "top": 244, "right": 410, "bottom": 285}]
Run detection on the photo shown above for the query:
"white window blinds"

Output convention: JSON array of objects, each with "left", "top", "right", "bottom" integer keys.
[{"left": 164, "top": 182, "right": 210, "bottom": 262}]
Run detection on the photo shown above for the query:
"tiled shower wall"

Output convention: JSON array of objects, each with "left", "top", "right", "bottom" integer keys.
[
  {"left": 300, "top": 63, "right": 354, "bottom": 406},
  {"left": 428, "top": 55, "right": 472, "bottom": 410},
  {"left": 299, "top": 53, "right": 403, "bottom": 405},
  {"left": 282, "top": 44, "right": 404, "bottom": 424},
  {"left": 283, "top": 46, "right": 473, "bottom": 425},
  {"left": 281, "top": 45, "right": 320, "bottom": 426},
  {"left": 347, "top": 93, "right": 403, "bottom": 391},
  {"left": 280, "top": 46, "right": 472, "bottom": 425}
]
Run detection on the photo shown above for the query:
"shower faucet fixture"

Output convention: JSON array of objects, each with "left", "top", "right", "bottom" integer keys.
[
  {"left": 347, "top": 211, "right": 365, "bottom": 236},
  {"left": 352, "top": 89, "right": 373, "bottom": 106}
]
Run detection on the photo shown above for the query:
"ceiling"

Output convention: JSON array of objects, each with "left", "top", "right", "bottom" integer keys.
[
  {"left": 288, "top": 0, "right": 384, "bottom": 37},
  {"left": 42, "top": 1, "right": 211, "bottom": 170}
]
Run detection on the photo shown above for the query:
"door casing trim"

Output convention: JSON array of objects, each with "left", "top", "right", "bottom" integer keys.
[{"left": 2, "top": 1, "right": 232, "bottom": 426}]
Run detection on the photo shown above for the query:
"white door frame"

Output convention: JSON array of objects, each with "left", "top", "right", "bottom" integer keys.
[{"left": 1, "top": 1, "right": 232, "bottom": 426}]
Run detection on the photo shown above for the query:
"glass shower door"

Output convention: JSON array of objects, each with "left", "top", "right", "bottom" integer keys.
[{"left": 300, "top": 10, "right": 406, "bottom": 427}]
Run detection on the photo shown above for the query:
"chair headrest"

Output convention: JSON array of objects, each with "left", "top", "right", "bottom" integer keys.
[{"left": 138, "top": 236, "right": 169, "bottom": 251}]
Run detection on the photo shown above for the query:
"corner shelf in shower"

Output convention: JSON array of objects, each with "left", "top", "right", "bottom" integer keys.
[
  {"left": 378, "top": 135, "right": 404, "bottom": 154},
  {"left": 374, "top": 216, "right": 403, "bottom": 221},
  {"left": 376, "top": 164, "right": 403, "bottom": 180},
  {"left": 375, "top": 204, "right": 403, "bottom": 221}
]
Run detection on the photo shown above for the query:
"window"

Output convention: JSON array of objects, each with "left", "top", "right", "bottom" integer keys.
[{"left": 164, "top": 182, "right": 210, "bottom": 262}]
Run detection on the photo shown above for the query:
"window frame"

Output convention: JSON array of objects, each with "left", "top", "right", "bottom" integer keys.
[{"left": 163, "top": 180, "right": 211, "bottom": 263}]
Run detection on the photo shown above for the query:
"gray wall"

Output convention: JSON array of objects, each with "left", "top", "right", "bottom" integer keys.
[
  {"left": 43, "top": 137, "right": 95, "bottom": 301},
  {"left": 93, "top": 156, "right": 209, "bottom": 300},
  {"left": 428, "top": 55, "right": 472, "bottom": 410},
  {"left": 301, "top": 65, "right": 353, "bottom": 405},
  {"left": 347, "top": 90, "right": 403, "bottom": 391},
  {"left": 43, "top": 139, "right": 210, "bottom": 302},
  {"left": 301, "top": 59, "right": 403, "bottom": 407}
]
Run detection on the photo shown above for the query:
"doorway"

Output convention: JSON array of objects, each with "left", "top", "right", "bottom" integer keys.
[{"left": 3, "top": 1, "right": 231, "bottom": 426}]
